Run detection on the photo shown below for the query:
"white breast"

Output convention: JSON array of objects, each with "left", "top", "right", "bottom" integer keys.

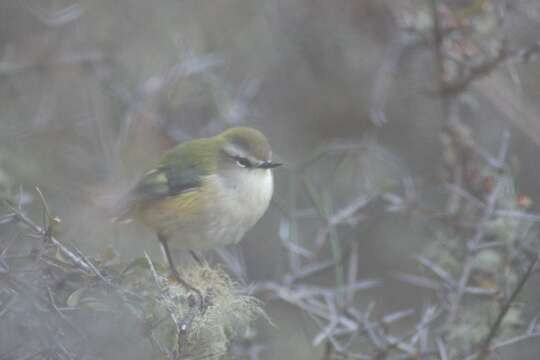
[{"left": 205, "top": 169, "right": 274, "bottom": 247}]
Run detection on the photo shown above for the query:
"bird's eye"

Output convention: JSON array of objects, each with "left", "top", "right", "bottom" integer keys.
[{"left": 235, "top": 157, "right": 251, "bottom": 168}]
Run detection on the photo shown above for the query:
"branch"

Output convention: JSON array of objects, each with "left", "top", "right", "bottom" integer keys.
[
  {"left": 476, "top": 254, "right": 538, "bottom": 360},
  {"left": 2, "top": 199, "right": 93, "bottom": 274}
]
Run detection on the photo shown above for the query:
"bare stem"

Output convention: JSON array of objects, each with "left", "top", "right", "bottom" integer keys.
[{"left": 475, "top": 255, "right": 538, "bottom": 360}]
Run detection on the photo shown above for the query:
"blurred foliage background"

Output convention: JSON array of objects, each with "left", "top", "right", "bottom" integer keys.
[{"left": 1, "top": 0, "right": 540, "bottom": 359}]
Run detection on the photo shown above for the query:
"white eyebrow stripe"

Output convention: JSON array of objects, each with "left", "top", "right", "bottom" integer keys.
[{"left": 223, "top": 143, "right": 262, "bottom": 166}]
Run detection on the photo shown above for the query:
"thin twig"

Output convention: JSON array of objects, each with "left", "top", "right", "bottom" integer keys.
[
  {"left": 475, "top": 254, "right": 538, "bottom": 360},
  {"left": 2, "top": 200, "right": 92, "bottom": 273}
]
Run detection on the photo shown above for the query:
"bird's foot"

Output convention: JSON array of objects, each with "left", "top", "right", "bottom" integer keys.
[{"left": 170, "top": 270, "right": 207, "bottom": 313}]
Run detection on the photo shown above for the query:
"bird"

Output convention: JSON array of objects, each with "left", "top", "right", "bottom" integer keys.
[{"left": 113, "top": 127, "right": 281, "bottom": 302}]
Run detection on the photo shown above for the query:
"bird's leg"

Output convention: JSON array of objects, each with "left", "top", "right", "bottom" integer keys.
[
  {"left": 189, "top": 250, "right": 203, "bottom": 266},
  {"left": 158, "top": 234, "right": 205, "bottom": 310}
]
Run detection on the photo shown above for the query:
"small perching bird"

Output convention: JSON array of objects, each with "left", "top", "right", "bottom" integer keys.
[{"left": 113, "top": 127, "right": 281, "bottom": 301}]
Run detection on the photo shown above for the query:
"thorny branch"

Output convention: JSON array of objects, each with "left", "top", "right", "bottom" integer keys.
[
  {"left": 1, "top": 188, "right": 258, "bottom": 360},
  {"left": 372, "top": 1, "right": 540, "bottom": 130},
  {"left": 475, "top": 254, "right": 538, "bottom": 360},
  {"left": 256, "top": 2, "right": 540, "bottom": 360},
  {"left": 446, "top": 131, "right": 510, "bottom": 327},
  {"left": 256, "top": 123, "right": 540, "bottom": 359},
  {"left": 2, "top": 196, "right": 93, "bottom": 274},
  {"left": 2, "top": 2, "right": 540, "bottom": 359}
]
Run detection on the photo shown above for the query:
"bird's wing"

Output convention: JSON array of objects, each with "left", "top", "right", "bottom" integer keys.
[{"left": 112, "top": 162, "right": 202, "bottom": 222}]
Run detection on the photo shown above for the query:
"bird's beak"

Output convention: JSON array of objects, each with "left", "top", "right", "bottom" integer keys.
[{"left": 259, "top": 161, "right": 282, "bottom": 169}]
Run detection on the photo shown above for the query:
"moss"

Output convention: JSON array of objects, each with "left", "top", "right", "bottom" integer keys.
[{"left": 122, "top": 260, "right": 265, "bottom": 358}]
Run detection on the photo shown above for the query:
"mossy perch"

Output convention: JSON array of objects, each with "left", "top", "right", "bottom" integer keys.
[
  {"left": 139, "top": 255, "right": 264, "bottom": 358},
  {"left": 0, "top": 214, "right": 264, "bottom": 360}
]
